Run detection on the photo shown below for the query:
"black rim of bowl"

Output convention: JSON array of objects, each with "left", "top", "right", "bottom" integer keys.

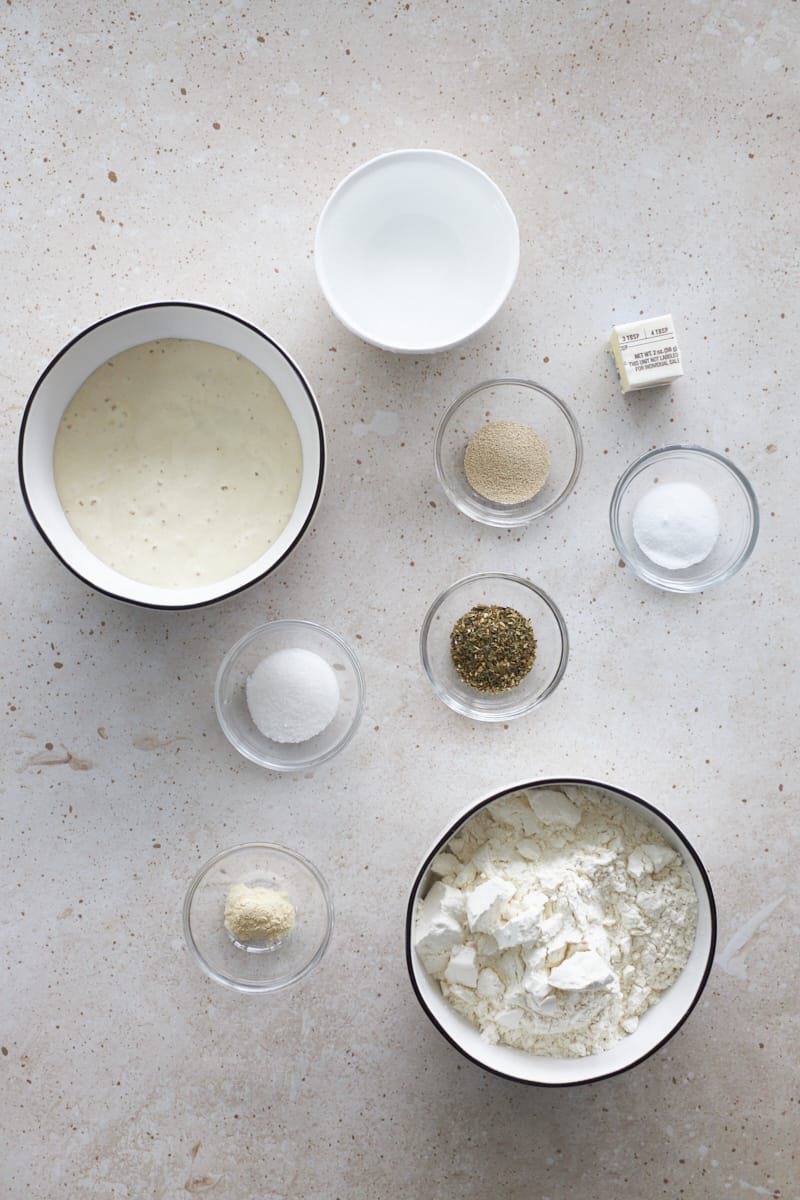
[
  {"left": 404, "top": 775, "right": 717, "bottom": 1087},
  {"left": 17, "top": 300, "right": 326, "bottom": 610}
]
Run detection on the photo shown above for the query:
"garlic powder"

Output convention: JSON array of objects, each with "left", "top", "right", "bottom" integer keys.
[{"left": 224, "top": 884, "right": 296, "bottom": 944}]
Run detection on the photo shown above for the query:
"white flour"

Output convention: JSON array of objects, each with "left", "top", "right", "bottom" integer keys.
[{"left": 415, "top": 785, "right": 698, "bottom": 1057}]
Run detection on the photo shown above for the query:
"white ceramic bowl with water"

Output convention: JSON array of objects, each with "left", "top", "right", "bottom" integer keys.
[{"left": 315, "top": 149, "right": 520, "bottom": 354}]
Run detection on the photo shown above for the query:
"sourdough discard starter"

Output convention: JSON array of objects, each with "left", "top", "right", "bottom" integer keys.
[
  {"left": 415, "top": 786, "right": 698, "bottom": 1057},
  {"left": 53, "top": 338, "right": 303, "bottom": 588}
]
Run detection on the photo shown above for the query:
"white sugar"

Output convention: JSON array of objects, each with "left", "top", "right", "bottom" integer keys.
[{"left": 246, "top": 648, "right": 340, "bottom": 744}]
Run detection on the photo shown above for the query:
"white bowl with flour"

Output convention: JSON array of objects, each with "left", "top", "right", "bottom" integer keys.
[
  {"left": 406, "top": 777, "right": 716, "bottom": 1086},
  {"left": 19, "top": 302, "right": 325, "bottom": 608}
]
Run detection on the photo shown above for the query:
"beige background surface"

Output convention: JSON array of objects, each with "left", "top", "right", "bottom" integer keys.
[{"left": 2, "top": 1, "right": 797, "bottom": 1197}]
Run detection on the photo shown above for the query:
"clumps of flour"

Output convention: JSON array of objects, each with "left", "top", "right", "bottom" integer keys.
[{"left": 414, "top": 785, "right": 698, "bottom": 1057}]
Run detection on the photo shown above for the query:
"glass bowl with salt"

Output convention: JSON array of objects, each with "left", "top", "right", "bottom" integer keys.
[
  {"left": 183, "top": 843, "right": 334, "bottom": 993},
  {"left": 214, "top": 620, "right": 365, "bottom": 771},
  {"left": 610, "top": 444, "right": 759, "bottom": 593},
  {"left": 434, "top": 378, "right": 583, "bottom": 527}
]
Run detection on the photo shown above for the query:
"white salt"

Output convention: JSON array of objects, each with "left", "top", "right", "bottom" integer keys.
[
  {"left": 632, "top": 481, "right": 720, "bottom": 570},
  {"left": 246, "top": 648, "right": 340, "bottom": 743}
]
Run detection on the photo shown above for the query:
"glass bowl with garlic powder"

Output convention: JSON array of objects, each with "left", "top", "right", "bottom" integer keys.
[
  {"left": 183, "top": 843, "right": 333, "bottom": 993},
  {"left": 434, "top": 379, "right": 582, "bottom": 527}
]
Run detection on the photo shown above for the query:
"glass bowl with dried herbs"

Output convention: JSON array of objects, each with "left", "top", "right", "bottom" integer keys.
[{"left": 420, "top": 573, "right": 569, "bottom": 721}]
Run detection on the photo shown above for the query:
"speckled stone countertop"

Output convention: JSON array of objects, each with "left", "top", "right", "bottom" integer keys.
[{"left": 2, "top": 2, "right": 797, "bottom": 1197}]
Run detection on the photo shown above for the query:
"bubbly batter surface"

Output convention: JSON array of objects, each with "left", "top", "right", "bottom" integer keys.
[{"left": 53, "top": 338, "right": 303, "bottom": 588}]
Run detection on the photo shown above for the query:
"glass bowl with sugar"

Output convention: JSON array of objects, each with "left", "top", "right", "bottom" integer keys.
[{"left": 214, "top": 620, "right": 365, "bottom": 772}]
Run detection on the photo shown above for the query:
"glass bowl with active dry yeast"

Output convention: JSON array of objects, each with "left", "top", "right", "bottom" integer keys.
[
  {"left": 434, "top": 379, "right": 583, "bottom": 527},
  {"left": 420, "top": 573, "right": 568, "bottom": 722}
]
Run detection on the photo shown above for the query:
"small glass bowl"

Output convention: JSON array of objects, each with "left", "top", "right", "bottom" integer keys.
[
  {"left": 215, "top": 620, "right": 365, "bottom": 771},
  {"left": 183, "top": 843, "right": 334, "bottom": 993},
  {"left": 434, "top": 379, "right": 582, "bottom": 526},
  {"left": 420, "top": 573, "right": 568, "bottom": 722},
  {"left": 610, "top": 445, "right": 759, "bottom": 593}
]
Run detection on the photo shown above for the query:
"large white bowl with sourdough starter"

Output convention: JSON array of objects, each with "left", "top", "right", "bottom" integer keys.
[
  {"left": 18, "top": 303, "right": 325, "bottom": 609},
  {"left": 406, "top": 778, "right": 716, "bottom": 1087},
  {"left": 315, "top": 149, "right": 520, "bottom": 353}
]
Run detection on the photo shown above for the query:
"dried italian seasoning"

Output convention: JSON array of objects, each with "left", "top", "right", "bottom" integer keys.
[{"left": 450, "top": 604, "right": 537, "bottom": 693}]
